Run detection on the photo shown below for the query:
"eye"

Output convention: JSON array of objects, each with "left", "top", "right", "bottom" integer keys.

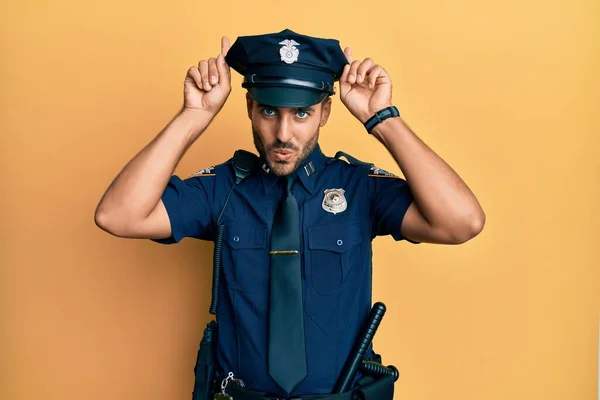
[
  {"left": 262, "top": 108, "right": 276, "bottom": 116},
  {"left": 296, "top": 111, "right": 308, "bottom": 119}
]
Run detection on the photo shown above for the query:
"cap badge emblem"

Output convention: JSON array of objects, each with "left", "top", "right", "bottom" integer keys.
[
  {"left": 322, "top": 188, "right": 347, "bottom": 215},
  {"left": 279, "top": 39, "right": 300, "bottom": 64}
]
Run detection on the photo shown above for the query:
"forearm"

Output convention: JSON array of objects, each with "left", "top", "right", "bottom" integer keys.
[
  {"left": 94, "top": 108, "right": 213, "bottom": 225},
  {"left": 369, "top": 116, "right": 485, "bottom": 235}
]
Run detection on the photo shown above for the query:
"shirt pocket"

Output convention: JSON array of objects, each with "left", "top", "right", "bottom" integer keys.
[
  {"left": 223, "top": 223, "right": 268, "bottom": 293},
  {"left": 307, "top": 222, "right": 364, "bottom": 295}
]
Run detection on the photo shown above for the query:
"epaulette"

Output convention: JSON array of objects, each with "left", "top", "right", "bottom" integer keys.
[
  {"left": 327, "top": 151, "right": 372, "bottom": 166},
  {"left": 329, "top": 151, "right": 398, "bottom": 178},
  {"left": 185, "top": 149, "right": 259, "bottom": 181}
]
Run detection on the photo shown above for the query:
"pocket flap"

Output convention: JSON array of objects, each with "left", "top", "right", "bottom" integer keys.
[
  {"left": 308, "top": 223, "right": 363, "bottom": 253},
  {"left": 225, "top": 225, "right": 266, "bottom": 249}
]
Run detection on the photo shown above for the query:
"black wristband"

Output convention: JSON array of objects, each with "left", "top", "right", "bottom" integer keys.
[{"left": 364, "top": 106, "right": 400, "bottom": 133}]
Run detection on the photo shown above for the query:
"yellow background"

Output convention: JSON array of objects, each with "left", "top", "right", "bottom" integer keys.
[{"left": 1, "top": 0, "right": 598, "bottom": 399}]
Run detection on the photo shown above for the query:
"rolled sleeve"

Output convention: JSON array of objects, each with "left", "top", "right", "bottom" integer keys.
[{"left": 152, "top": 175, "right": 214, "bottom": 244}]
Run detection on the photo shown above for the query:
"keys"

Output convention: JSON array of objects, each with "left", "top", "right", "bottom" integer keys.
[{"left": 214, "top": 372, "right": 245, "bottom": 400}]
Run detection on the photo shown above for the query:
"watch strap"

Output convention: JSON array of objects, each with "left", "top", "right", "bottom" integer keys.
[{"left": 364, "top": 106, "right": 400, "bottom": 133}]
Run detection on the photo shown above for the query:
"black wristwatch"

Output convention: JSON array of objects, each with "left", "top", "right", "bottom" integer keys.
[{"left": 364, "top": 106, "right": 400, "bottom": 133}]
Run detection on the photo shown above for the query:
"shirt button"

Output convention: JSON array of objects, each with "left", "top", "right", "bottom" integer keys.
[
  {"left": 233, "top": 236, "right": 240, "bottom": 242},
  {"left": 337, "top": 239, "right": 343, "bottom": 246}
]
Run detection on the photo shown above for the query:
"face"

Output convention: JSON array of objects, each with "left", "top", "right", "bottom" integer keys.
[{"left": 247, "top": 94, "right": 332, "bottom": 176}]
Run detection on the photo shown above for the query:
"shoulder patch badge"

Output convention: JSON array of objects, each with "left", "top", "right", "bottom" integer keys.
[
  {"left": 187, "top": 166, "right": 215, "bottom": 178},
  {"left": 368, "top": 165, "right": 397, "bottom": 178},
  {"left": 322, "top": 188, "right": 347, "bottom": 215}
]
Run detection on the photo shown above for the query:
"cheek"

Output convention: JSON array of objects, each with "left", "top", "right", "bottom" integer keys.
[
  {"left": 296, "top": 120, "right": 319, "bottom": 140},
  {"left": 252, "top": 121, "right": 276, "bottom": 146}
]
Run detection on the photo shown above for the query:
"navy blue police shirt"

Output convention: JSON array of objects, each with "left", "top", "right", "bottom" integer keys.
[{"left": 152, "top": 144, "right": 415, "bottom": 396}]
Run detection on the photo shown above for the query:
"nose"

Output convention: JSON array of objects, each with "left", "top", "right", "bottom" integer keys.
[{"left": 274, "top": 114, "right": 294, "bottom": 143}]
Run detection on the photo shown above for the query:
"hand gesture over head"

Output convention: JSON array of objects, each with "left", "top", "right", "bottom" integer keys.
[
  {"left": 183, "top": 36, "right": 232, "bottom": 116},
  {"left": 339, "top": 47, "right": 393, "bottom": 124}
]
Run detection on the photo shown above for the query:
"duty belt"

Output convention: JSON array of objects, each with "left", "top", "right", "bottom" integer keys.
[{"left": 223, "top": 375, "right": 395, "bottom": 400}]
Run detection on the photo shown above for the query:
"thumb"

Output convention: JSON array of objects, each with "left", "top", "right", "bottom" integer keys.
[
  {"left": 217, "top": 54, "right": 231, "bottom": 89},
  {"left": 339, "top": 47, "right": 352, "bottom": 96},
  {"left": 221, "top": 36, "right": 231, "bottom": 57},
  {"left": 343, "top": 46, "right": 353, "bottom": 63},
  {"left": 218, "top": 36, "right": 232, "bottom": 86},
  {"left": 338, "top": 63, "right": 352, "bottom": 102}
]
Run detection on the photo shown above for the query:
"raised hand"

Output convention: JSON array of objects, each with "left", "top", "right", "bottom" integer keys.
[
  {"left": 339, "top": 47, "right": 393, "bottom": 124},
  {"left": 183, "top": 36, "right": 232, "bottom": 116}
]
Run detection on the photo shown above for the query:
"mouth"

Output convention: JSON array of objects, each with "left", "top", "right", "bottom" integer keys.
[{"left": 271, "top": 149, "right": 295, "bottom": 161}]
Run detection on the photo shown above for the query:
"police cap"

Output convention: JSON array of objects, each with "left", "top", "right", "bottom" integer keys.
[{"left": 225, "top": 29, "right": 348, "bottom": 108}]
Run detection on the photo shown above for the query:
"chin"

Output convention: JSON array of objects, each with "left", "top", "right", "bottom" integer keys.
[
  {"left": 270, "top": 163, "right": 295, "bottom": 176},
  {"left": 268, "top": 158, "right": 298, "bottom": 176}
]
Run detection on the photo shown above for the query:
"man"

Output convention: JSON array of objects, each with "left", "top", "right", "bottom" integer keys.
[{"left": 95, "top": 29, "right": 485, "bottom": 399}]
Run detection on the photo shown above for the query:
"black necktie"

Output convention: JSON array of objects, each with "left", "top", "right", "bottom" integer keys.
[{"left": 268, "top": 174, "right": 307, "bottom": 394}]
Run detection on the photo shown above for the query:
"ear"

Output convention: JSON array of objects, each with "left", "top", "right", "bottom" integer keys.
[
  {"left": 246, "top": 92, "right": 253, "bottom": 120},
  {"left": 319, "top": 97, "right": 332, "bottom": 127}
]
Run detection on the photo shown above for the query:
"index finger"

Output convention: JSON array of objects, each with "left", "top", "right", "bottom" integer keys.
[
  {"left": 221, "top": 36, "right": 231, "bottom": 56},
  {"left": 344, "top": 47, "right": 353, "bottom": 63}
]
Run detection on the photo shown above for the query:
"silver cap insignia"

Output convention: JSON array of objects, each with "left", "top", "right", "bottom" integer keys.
[
  {"left": 322, "top": 188, "right": 347, "bottom": 214},
  {"left": 279, "top": 39, "right": 300, "bottom": 64}
]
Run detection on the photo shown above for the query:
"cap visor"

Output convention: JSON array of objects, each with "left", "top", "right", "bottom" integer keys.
[{"left": 247, "top": 86, "right": 327, "bottom": 108}]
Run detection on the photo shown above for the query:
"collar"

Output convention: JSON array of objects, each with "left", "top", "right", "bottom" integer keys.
[{"left": 258, "top": 144, "right": 328, "bottom": 195}]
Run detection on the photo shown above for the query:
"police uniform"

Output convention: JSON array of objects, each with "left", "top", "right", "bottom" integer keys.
[{"left": 153, "top": 29, "right": 415, "bottom": 399}]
